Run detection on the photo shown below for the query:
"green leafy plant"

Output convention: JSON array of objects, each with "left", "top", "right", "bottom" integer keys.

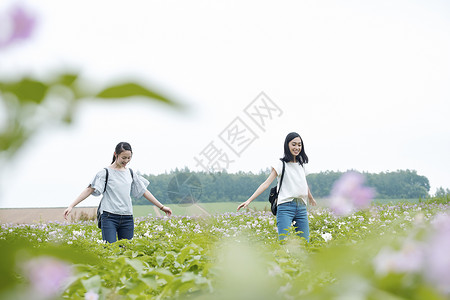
[
  {"left": 1, "top": 202, "right": 449, "bottom": 299},
  {"left": 0, "top": 73, "right": 181, "bottom": 158}
]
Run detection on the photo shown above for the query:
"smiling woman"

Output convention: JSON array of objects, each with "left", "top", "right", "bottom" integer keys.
[
  {"left": 62, "top": 142, "right": 173, "bottom": 243},
  {"left": 111, "top": 142, "right": 133, "bottom": 167},
  {"left": 238, "top": 132, "right": 317, "bottom": 242}
]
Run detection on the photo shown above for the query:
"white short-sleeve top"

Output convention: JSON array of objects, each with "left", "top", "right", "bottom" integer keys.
[
  {"left": 89, "top": 167, "right": 149, "bottom": 215},
  {"left": 272, "top": 160, "right": 309, "bottom": 205}
]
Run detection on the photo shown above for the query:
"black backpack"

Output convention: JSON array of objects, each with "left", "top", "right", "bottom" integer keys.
[
  {"left": 97, "top": 168, "right": 134, "bottom": 229},
  {"left": 268, "top": 160, "right": 285, "bottom": 215}
]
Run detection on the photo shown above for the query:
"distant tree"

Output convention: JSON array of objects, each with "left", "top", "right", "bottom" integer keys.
[
  {"left": 435, "top": 187, "right": 450, "bottom": 197},
  {"left": 134, "top": 168, "right": 431, "bottom": 205},
  {"left": 307, "top": 171, "right": 343, "bottom": 198},
  {"left": 366, "top": 170, "right": 429, "bottom": 199}
]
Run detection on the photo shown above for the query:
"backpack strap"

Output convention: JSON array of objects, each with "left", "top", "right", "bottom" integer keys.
[
  {"left": 98, "top": 168, "right": 109, "bottom": 216},
  {"left": 129, "top": 168, "right": 134, "bottom": 179},
  {"left": 277, "top": 160, "right": 286, "bottom": 194},
  {"left": 103, "top": 168, "right": 109, "bottom": 193}
]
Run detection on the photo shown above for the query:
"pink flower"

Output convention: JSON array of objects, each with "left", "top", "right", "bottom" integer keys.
[
  {"left": 0, "top": 5, "right": 36, "bottom": 48},
  {"left": 423, "top": 213, "right": 450, "bottom": 295},
  {"left": 373, "top": 213, "right": 450, "bottom": 296},
  {"left": 22, "top": 256, "right": 72, "bottom": 298},
  {"left": 85, "top": 290, "right": 100, "bottom": 300},
  {"left": 9, "top": 6, "right": 36, "bottom": 40},
  {"left": 373, "top": 241, "right": 424, "bottom": 276},
  {"left": 329, "top": 172, "right": 375, "bottom": 216}
]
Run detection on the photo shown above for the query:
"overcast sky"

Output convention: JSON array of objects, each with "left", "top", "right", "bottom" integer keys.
[{"left": 1, "top": 0, "right": 449, "bottom": 208}]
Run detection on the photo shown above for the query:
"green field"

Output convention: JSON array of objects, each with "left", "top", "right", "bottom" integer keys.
[
  {"left": 133, "top": 199, "right": 420, "bottom": 217},
  {"left": 372, "top": 198, "right": 420, "bottom": 204},
  {"left": 133, "top": 201, "right": 271, "bottom": 217},
  {"left": 2, "top": 197, "right": 449, "bottom": 300}
]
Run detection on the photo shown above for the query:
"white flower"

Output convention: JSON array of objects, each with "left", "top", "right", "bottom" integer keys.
[
  {"left": 268, "top": 264, "right": 282, "bottom": 276},
  {"left": 321, "top": 232, "right": 332, "bottom": 242}
]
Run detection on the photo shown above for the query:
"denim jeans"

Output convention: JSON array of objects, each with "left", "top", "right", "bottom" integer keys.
[
  {"left": 276, "top": 200, "right": 309, "bottom": 242},
  {"left": 101, "top": 211, "right": 134, "bottom": 243}
]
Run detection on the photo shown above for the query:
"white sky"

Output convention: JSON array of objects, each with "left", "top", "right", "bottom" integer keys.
[{"left": 1, "top": 0, "right": 449, "bottom": 208}]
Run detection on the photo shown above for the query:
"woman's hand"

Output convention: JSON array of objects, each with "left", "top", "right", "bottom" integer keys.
[
  {"left": 237, "top": 200, "right": 250, "bottom": 212},
  {"left": 63, "top": 206, "right": 73, "bottom": 220},
  {"left": 161, "top": 206, "right": 172, "bottom": 217},
  {"left": 236, "top": 169, "right": 276, "bottom": 212},
  {"left": 307, "top": 188, "right": 317, "bottom": 206},
  {"left": 63, "top": 187, "right": 94, "bottom": 220}
]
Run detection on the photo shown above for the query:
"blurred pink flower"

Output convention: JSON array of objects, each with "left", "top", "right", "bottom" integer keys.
[
  {"left": 23, "top": 256, "right": 72, "bottom": 298},
  {"left": 10, "top": 6, "right": 36, "bottom": 40},
  {"left": 373, "top": 213, "right": 450, "bottom": 296},
  {"left": 424, "top": 213, "right": 450, "bottom": 295},
  {"left": 373, "top": 241, "right": 424, "bottom": 276},
  {"left": 328, "top": 195, "right": 353, "bottom": 216},
  {"left": 0, "top": 5, "right": 36, "bottom": 48},
  {"left": 85, "top": 290, "right": 100, "bottom": 300},
  {"left": 329, "top": 172, "right": 375, "bottom": 216}
]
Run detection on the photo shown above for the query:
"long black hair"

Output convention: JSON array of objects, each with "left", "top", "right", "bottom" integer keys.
[
  {"left": 112, "top": 142, "right": 133, "bottom": 164},
  {"left": 281, "top": 132, "right": 308, "bottom": 165}
]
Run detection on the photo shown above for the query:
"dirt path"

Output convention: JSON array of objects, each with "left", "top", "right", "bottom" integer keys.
[
  {"left": 0, "top": 207, "right": 97, "bottom": 224},
  {"left": 0, "top": 203, "right": 212, "bottom": 224}
]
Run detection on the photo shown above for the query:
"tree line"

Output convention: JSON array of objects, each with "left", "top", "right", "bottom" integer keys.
[
  {"left": 307, "top": 169, "right": 430, "bottom": 199},
  {"left": 132, "top": 168, "right": 431, "bottom": 205}
]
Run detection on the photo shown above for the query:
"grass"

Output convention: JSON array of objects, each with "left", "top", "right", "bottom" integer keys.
[
  {"left": 133, "top": 201, "right": 270, "bottom": 217},
  {"left": 372, "top": 198, "right": 420, "bottom": 204},
  {"left": 133, "top": 199, "right": 420, "bottom": 217}
]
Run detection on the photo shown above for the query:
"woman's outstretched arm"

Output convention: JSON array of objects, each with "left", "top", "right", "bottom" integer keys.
[
  {"left": 143, "top": 190, "right": 172, "bottom": 216},
  {"left": 63, "top": 187, "right": 95, "bottom": 219},
  {"left": 237, "top": 168, "right": 278, "bottom": 211}
]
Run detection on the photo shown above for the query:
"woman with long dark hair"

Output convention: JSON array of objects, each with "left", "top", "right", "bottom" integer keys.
[
  {"left": 237, "top": 132, "right": 316, "bottom": 241},
  {"left": 63, "top": 142, "right": 172, "bottom": 243}
]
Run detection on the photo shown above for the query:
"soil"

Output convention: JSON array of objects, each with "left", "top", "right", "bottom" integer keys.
[{"left": 0, "top": 207, "right": 97, "bottom": 224}]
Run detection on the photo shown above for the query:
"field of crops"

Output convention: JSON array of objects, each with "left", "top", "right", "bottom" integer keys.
[
  {"left": 133, "top": 201, "right": 271, "bottom": 217},
  {"left": 132, "top": 199, "right": 421, "bottom": 218},
  {"left": 1, "top": 198, "right": 450, "bottom": 300}
]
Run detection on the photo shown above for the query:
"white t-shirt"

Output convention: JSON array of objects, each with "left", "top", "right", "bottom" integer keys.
[
  {"left": 272, "top": 160, "right": 309, "bottom": 205},
  {"left": 89, "top": 168, "right": 149, "bottom": 215}
]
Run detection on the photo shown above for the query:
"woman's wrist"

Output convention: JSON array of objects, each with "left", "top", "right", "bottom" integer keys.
[{"left": 159, "top": 205, "right": 165, "bottom": 210}]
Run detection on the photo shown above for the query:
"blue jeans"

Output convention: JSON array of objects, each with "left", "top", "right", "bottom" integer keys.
[
  {"left": 101, "top": 211, "right": 134, "bottom": 243},
  {"left": 276, "top": 200, "right": 310, "bottom": 242}
]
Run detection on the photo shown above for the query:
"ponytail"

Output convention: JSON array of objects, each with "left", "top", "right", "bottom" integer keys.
[{"left": 111, "top": 142, "right": 133, "bottom": 164}]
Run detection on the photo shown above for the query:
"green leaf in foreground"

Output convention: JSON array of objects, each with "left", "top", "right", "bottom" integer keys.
[
  {"left": 96, "top": 82, "right": 178, "bottom": 106},
  {"left": 1, "top": 78, "right": 49, "bottom": 104},
  {"left": 0, "top": 73, "right": 182, "bottom": 158}
]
